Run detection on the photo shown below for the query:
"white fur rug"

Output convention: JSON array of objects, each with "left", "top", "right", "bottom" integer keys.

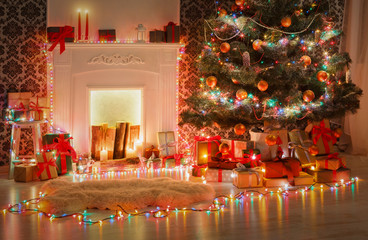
[{"left": 39, "top": 178, "right": 215, "bottom": 214}]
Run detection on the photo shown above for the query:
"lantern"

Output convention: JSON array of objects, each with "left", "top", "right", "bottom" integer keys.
[{"left": 136, "top": 24, "right": 146, "bottom": 43}]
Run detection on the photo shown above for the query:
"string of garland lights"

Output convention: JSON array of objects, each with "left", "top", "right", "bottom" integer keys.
[{"left": 3, "top": 177, "right": 359, "bottom": 226}]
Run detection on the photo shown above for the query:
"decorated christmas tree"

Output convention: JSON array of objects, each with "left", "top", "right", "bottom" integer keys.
[{"left": 180, "top": 0, "right": 362, "bottom": 133}]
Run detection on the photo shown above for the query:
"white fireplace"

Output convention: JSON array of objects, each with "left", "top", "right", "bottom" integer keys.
[{"left": 49, "top": 43, "right": 180, "bottom": 153}]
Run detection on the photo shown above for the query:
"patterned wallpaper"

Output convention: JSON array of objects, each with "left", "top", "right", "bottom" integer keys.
[
  {"left": 178, "top": 0, "right": 346, "bottom": 150},
  {"left": 0, "top": 0, "right": 47, "bottom": 166}
]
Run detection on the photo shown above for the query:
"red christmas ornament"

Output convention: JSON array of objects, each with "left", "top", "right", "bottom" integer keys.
[
  {"left": 232, "top": 78, "right": 240, "bottom": 84},
  {"left": 234, "top": 123, "right": 246, "bottom": 135},
  {"left": 308, "top": 145, "right": 319, "bottom": 156},
  {"left": 235, "top": 0, "right": 245, "bottom": 6},
  {"left": 303, "top": 90, "right": 315, "bottom": 102},
  {"left": 300, "top": 55, "right": 312, "bottom": 66},
  {"left": 252, "top": 39, "right": 263, "bottom": 51},
  {"left": 236, "top": 89, "right": 248, "bottom": 100},
  {"left": 265, "top": 135, "right": 277, "bottom": 146},
  {"left": 281, "top": 16, "right": 292, "bottom": 28},
  {"left": 219, "top": 143, "right": 230, "bottom": 154},
  {"left": 317, "top": 70, "right": 328, "bottom": 82},
  {"left": 206, "top": 76, "right": 217, "bottom": 88},
  {"left": 257, "top": 80, "right": 268, "bottom": 91},
  {"left": 219, "top": 9, "right": 227, "bottom": 17},
  {"left": 220, "top": 42, "right": 231, "bottom": 53}
]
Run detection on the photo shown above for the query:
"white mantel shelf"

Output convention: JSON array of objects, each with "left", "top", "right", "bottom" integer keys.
[{"left": 49, "top": 42, "right": 180, "bottom": 153}]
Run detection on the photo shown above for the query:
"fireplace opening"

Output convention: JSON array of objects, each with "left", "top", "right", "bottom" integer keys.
[{"left": 89, "top": 89, "right": 143, "bottom": 161}]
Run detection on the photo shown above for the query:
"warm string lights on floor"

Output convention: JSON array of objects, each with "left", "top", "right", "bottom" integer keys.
[{"left": 3, "top": 177, "right": 359, "bottom": 226}]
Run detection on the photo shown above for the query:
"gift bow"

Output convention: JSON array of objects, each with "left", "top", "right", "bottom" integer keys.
[
  {"left": 48, "top": 26, "right": 74, "bottom": 54},
  {"left": 139, "top": 153, "right": 157, "bottom": 169},
  {"left": 29, "top": 97, "right": 49, "bottom": 117},
  {"left": 234, "top": 163, "right": 261, "bottom": 185},
  {"left": 312, "top": 121, "right": 336, "bottom": 154},
  {"left": 194, "top": 136, "right": 221, "bottom": 142},
  {"left": 13, "top": 102, "right": 27, "bottom": 113},
  {"left": 37, "top": 152, "right": 59, "bottom": 179},
  {"left": 158, "top": 141, "right": 177, "bottom": 155},
  {"left": 162, "top": 153, "right": 183, "bottom": 168},
  {"left": 243, "top": 149, "right": 261, "bottom": 167},
  {"left": 192, "top": 164, "right": 208, "bottom": 176}
]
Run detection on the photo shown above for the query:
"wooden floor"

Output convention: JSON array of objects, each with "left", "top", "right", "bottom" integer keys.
[{"left": 0, "top": 154, "right": 367, "bottom": 240}]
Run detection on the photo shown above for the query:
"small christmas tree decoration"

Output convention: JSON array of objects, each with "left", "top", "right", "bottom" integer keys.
[
  {"left": 317, "top": 70, "right": 328, "bottom": 82},
  {"left": 333, "top": 128, "right": 343, "bottom": 138},
  {"left": 220, "top": 42, "right": 231, "bottom": 53},
  {"left": 281, "top": 16, "right": 292, "bottom": 27},
  {"left": 206, "top": 76, "right": 217, "bottom": 88},
  {"left": 236, "top": 89, "right": 248, "bottom": 100},
  {"left": 252, "top": 39, "right": 263, "bottom": 51},
  {"left": 257, "top": 80, "right": 268, "bottom": 91},
  {"left": 300, "top": 55, "right": 312, "bottom": 66},
  {"left": 308, "top": 145, "right": 319, "bottom": 156},
  {"left": 232, "top": 78, "right": 240, "bottom": 84},
  {"left": 303, "top": 90, "right": 315, "bottom": 102},
  {"left": 235, "top": 0, "right": 245, "bottom": 6},
  {"left": 234, "top": 123, "right": 246, "bottom": 135},
  {"left": 242, "top": 51, "right": 250, "bottom": 67},
  {"left": 219, "top": 9, "right": 227, "bottom": 17},
  {"left": 219, "top": 142, "right": 230, "bottom": 154},
  {"left": 265, "top": 135, "right": 277, "bottom": 146}
]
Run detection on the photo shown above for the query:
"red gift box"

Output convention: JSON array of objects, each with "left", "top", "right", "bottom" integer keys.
[
  {"left": 262, "top": 158, "right": 300, "bottom": 181},
  {"left": 99, "top": 29, "right": 116, "bottom": 42}
]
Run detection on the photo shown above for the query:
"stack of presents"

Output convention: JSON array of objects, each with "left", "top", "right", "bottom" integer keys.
[
  {"left": 14, "top": 133, "right": 77, "bottom": 182},
  {"left": 191, "top": 119, "right": 351, "bottom": 188},
  {"left": 5, "top": 92, "right": 49, "bottom": 122}
]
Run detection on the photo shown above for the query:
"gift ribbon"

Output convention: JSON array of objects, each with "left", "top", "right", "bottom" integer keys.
[
  {"left": 159, "top": 132, "right": 177, "bottom": 156},
  {"left": 234, "top": 163, "right": 261, "bottom": 185},
  {"left": 289, "top": 132, "right": 314, "bottom": 164},
  {"left": 243, "top": 149, "right": 261, "bottom": 167},
  {"left": 44, "top": 134, "right": 77, "bottom": 174},
  {"left": 276, "top": 136, "right": 284, "bottom": 157},
  {"left": 312, "top": 120, "right": 336, "bottom": 154},
  {"left": 37, "top": 152, "right": 58, "bottom": 179},
  {"left": 101, "top": 31, "right": 115, "bottom": 41},
  {"left": 193, "top": 136, "right": 221, "bottom": 164},
  {"left": 162, "top": 154, "right": 183, "bottom": 168},
  {"left": 227, "top": 140, "right": 247, "bottom": 163},
  {"left": 165, "top": 22, "right": 177, "bottom": 43},
  {"left": 324, "top": 153, "right": 346, "bottom": 169},
  {"left": 13, "top": 102, "right": 27, "bottom": 116},
  {"left": 269, "top": 158, "right": 299, "bottom": 182},
  {"left": 48, "top": 26, "right": 73, "bottom": 54},
  {"left": 192, "top": 164, "right": 208, "bottom": 177},
  {"left": 218, "top": 169, "right": 223, "bottom": 182},
  {"left": 29, "top": 97, "right": 49, "bottom": 119}
]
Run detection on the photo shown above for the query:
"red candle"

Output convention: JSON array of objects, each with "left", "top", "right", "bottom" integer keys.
[
  {"left": 85, "top": 10, "right": 89, "bottom": 40},
  {"left": 78, "top": 9, "right": 81, "bottom": 40}
]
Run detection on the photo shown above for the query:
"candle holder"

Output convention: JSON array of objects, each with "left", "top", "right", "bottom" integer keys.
[{"left": 136, "top": 24, "right": 146, "bottom": 43}]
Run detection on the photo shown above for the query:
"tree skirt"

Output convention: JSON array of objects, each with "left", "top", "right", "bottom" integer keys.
[{"left": 39, "top": 178, "right": 215, "bottom": 214}]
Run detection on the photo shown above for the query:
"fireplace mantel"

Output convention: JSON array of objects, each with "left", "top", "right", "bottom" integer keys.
[{"left": 48, "top": 43, "right": 181, "bottom": 153}]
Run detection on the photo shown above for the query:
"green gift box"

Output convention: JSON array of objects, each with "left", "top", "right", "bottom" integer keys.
[{"left": 42, "top": 133, "right": 76, "bottom": 175}]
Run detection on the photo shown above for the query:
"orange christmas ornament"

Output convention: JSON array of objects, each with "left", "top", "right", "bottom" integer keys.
[
  {"left": 303, "top": 90, "right": 315, "bottom": 102},
  {"left": 231, "top": 4, "right": 238, "bottom": 11},
  {"left": 206, "top": 76, "right": 217, "bottom": 88},
  {"left": 333, "top": 128, "right": 343, "bottom": 138},
  {"left": 220, "top": 42, "right": 231, "bottom": 53},
  {"left": 257, "top": 80, "right": 268, "bottom": 91},
  {"left": 234, "top": 123, "right": 246, "bottom": 135},
  {"left": 232, "top": 78, "right": 240, "bottom": 84},
  {"left": 235, "top": 0, "right": 245, "bottom": 6},
  {"left": 300, "top": 55, "right": 312, "bottom": 66},
  {"left": 317, "top": 70, "right": 328, "bottom": 82},
  {"left": 308, "top": 145, "right": 319, "bottom": 156},
  {"left": 265, "top": 135, "right": 277, "bottom": 146},
  {"left": 252, "top": 39, "right": 263, "bottom": 51},
  {"left": 219, "top": 9, "right": 227, "bottom": 17},
  {"left": 236, "top": 89, "right": 248, "bottom": 100},
  {"left": 281, "top": 16, "right": 292, "bottom": 28},
  {"left": 219, "top": 143, "right": 230, "bottom": 154}
]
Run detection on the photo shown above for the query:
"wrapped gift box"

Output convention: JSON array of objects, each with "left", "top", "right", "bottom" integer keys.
[
  {"left": 99, "top": 29, "right": 116, "bottom": 42},
  {"left": 194, "top": 137, "right": 221, "bottom": 165},
  {"left": 250, "top": 129, "right": 289, "bottom": 161},
  {"left": 263, "top": 172, "right": 314, "bottom": 187},
  {"left": 8, "top": 92, "right": 32, "bottom": 109},
  {"left": 316, "top": 154, "right": 346, "bottom": 171},
  {"left": 36, "top": 151, "right": 58, "bottom": 180},
  {"left": 262, "top": 158, "right": 300, "bottom": 179},
  {"left": 47, "top": 26, "right": 74, "bottom": 43},
  {"left": 208, "top": 158, "right": 238, "bottom": 169},
  {"left": 221, "top": 139, "right": 255, "bottom": 160},
  {"left": 192, "top": 165, "right": 208, "bottom": 177},
  {"left": 310, "top": 119, "right": 335, "bottom": 155},
  {"left": 162, "top": 156, "right": 185, "bottom": 168},
  {"left": 158, "top": 131, "right": 176, "bottom": 157},
  {"left": 42, "top": 133, "right": 76, "bottom": 175},
  {"left": 288, "top": 129, "right": 316, "bottom": 168},
  {"left": 144, "top": 146, "right": 160, "bottom": 159},
  {"left": 11, "top": 109, "right": 30, "bottom": 122},
  {"left": 206, "top": 168, "right": 233, "bottom": 182},
  {"left": 149, "top": 30, "right": 165, "bottom": 42},
  {"left": 14, "top": 164, "right": 38, "bottom": 182},
  {"left": 144, "top": 158, "right": 162, "bottom": 169},
  {"left": 232, "top": 167, "right": 264, "bottom": 188},
  {"left": 269, "top": 129, "right": 290, "bottom": 158},
  {"left": 164, "top": 22, "right": 180, "bottom": 43},
  {"left": 306, "top": 167, "right": 351, "bottom": 183},
  {"left": 29, "top": 97, "right": 49, "bottom": 120}
]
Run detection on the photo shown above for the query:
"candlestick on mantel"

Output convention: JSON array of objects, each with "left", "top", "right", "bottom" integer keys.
[
  {"left": 85, "top": 10, "right": 89, "bottom": 40},
  {"left": 100, "top": 149, "right": 108, "bottom": 161},
  {"left": 77, "top": 9, "right": 81, "bottom": 40}
]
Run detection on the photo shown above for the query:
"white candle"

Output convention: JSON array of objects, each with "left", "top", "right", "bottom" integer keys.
[
  {"left": 134, "top": 141, "right": 143, "bottom": 157},
  {"left": 100, "top": 149, "right": 108, "bottom": 161}
]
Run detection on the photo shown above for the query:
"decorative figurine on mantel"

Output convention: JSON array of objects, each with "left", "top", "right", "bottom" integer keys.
[{"left": 136, "top": 24, "right": 146, "bottom": 43}]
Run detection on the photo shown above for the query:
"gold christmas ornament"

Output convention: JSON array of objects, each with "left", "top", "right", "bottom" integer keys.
[
  {"left": 300, "top": 55, "right": 312, "bottom": 66},
  {"left": 281, "top": 16, "right": 292, "bottom": 27},
  {"left": 308, "top": 145, "right": 319, "bottom": 156},
  {"left": 219, "top": 9, "right": 227, "bottom": 17},
  {"left": 220, "top": 42, "right": 231, "bottom": 53},
  {"left": 303, "top": 90, "right": 315, "bottom": 102},
  {"left": 252, "top": 39, "right": 263, "bottom": 51},
  {"left": 317, "top": 70, "right": 328, "bottom": 82},
  {"left": 219, "top": 143, "right": 230, "bottom": 154},
  {"left": 235, "top": 0, "right": 245, "bottom": 6},
  {"left": 333, "top": 128, "right": 343, "bottom": 138},
  {"left": 265, "top": 134, "right": 277, "bottom": 146},
  {"left": 236, "top": 89, "right": 248, "bottom": 100},
  {"left": 206, "top": 76, "right": 217, "bottom": 88},
  {"left": 257, "top": 80, "right": 268, "bottom": 91},
  {"left": 234, "top": 123, "right": 246, "bottom": 135}
]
